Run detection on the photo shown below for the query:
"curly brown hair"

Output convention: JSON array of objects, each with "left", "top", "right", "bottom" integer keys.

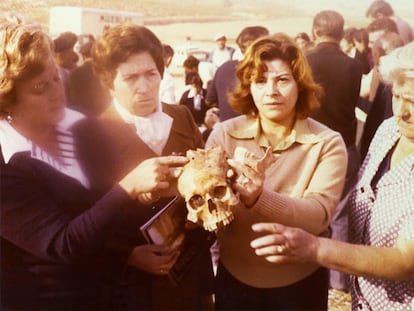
[
  {"left": 92, "top": 24, "right": 164, "bottom": 90},
  {"left": 0, "top": 22, "right": 53, "bottom": 119},
  {"left": 229, "top": 33, "right": 321, "bottom": 119}
]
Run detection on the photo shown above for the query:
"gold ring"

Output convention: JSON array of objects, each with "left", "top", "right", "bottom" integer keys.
[{"left": 276, "top": 245, "right": 284, "bottom": 254}]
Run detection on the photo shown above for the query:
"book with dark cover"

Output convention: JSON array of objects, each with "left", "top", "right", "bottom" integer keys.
[{"left": 140, "top": 196, "right": 214, "bottom": 285}]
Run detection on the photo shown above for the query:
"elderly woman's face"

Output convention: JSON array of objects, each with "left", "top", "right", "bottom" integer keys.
[
  {"left": 111, "top": 52, "right": 161, "bottom": 117},
  {"left": 250, "top": 59, "right": 298, "bottom": 127},
  {"left": 393, "top": 80, "right": 414, "bottom": 141},
  {"left": 12, "top": 56, "right": 65, "bottom": 129}
]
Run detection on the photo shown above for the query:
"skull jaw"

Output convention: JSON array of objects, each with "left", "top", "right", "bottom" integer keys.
[
  {"left": 207, "top": 212, "right": 235, "bottom": 232},
  {"left": 187, "top": 203, "right": 236, "bottom": 232},
  {"left": 177, "top": 147, "right": 240, "bottom": 232}
]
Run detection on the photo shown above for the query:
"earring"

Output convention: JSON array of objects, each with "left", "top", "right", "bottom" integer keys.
[{"left": 6, "top": 112, "right": 13, "bottom": 124}]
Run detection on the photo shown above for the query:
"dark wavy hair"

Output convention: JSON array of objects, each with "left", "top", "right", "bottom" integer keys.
[
  {"left": 229, "top": 33, "right": 321, "bottom": 119},
  {"left": 92, "top": 23, "right": 164, "bottom": 90}
]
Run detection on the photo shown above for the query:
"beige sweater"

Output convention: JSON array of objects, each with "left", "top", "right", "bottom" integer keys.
[{"left": 206, "top": 115, "right": 347, "bottom": 288}]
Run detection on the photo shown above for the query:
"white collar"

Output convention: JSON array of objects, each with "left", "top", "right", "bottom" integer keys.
[
  {"left": 113, "top": 99, "right": 173, "bottom": 155},
  {"left": 0, "top": 108, "right": 84, "bottom": 164},
  {"left": 113, "top": 98, "right": 135, "bottom": 124},
  {"left": 187, "top": 87, "right": 199, "bottom": 99}
]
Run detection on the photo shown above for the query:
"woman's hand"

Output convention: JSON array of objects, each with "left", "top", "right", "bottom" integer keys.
[
  {"left": 250, "top": 223, "right": 319, "bottom": 264},
  {"left": 127, "top": 244, "right": 180, "bottom": 275},
  {"left": 119, "top": 155, "right": 188, "bottom": 199},
  {"left": 227, "top": 157, "right": 265, "bottom": 207}
]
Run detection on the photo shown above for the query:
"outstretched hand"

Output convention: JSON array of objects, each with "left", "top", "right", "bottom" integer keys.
[
  {"left": 119, "top": 155, "right": 188, "bottom": 199},
  {"left": 250, "top": 223, "right": 319, "bottom": 264}
]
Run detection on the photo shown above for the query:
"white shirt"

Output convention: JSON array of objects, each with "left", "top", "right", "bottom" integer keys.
[
  {"left": 159, "top": 67, "right": 177, "bottom": 105},
  {"left": 187, "top": 87, "right": 203, "bottom": 111},
  {"left": 0, "top": 108, "right": 90, "bottom": 188},
  {"left": 211, "top": 47, "right": 233, "bottom": 68}
]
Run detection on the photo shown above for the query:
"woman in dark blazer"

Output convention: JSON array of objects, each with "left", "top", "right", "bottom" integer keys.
[
  {"left": 92, "top": 24, "right": 215, "bottom": 310},
  {"left": 179, "top": 72, "right": 209, "bottom": 126},
  {"left": 0, "top": 21, "right": 187, "bottom": 310}
]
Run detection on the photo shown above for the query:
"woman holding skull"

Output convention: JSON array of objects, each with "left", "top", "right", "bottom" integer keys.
[
  {"left": 251, "top": 41, "right": 414, "bottom": 311},
  {"left": 206, "top": 33, "right": 347, "bottom": 310}
]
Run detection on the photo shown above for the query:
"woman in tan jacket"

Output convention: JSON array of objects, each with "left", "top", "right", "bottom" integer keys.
[
  {"left": 206, "top": 33, "right": 347, "bottom": 310},
  {"left": 251, "top": 41, "right": 414, "bottom": 311}
]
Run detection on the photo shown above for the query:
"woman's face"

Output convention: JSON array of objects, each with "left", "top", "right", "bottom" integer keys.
[
  {"left": 111, "top": 52, "right": 162, "bottom": 117},
  {"left": 250, "top": 59, "right": 298, "bottom": 127},
  {"left": 393, "top": 80, "right": 414, "bottom": 141},
  {"left": 12, "top": 56, "right": 66, "bottom": 130}
]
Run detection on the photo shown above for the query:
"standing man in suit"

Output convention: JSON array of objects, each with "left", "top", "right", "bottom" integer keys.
[{"left": 306, "top": 10, "right": 363, "bottom": 292}]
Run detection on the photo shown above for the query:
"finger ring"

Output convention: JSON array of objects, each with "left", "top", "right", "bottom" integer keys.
[
  {"left": 276, "top": 245, "right": 285, "bottom": 254},
  {"left": 240, "top": 175, "right": 249, "bottom": 185}
]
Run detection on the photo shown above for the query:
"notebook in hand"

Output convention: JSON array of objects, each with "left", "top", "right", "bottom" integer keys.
[{"left": 140, "top": 196, "right": 213, "bottom": 285}]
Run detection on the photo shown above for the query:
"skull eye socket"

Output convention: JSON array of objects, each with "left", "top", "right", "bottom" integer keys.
[
  {"left": 213, "top": 185, "right": 227, "bottom": 199},
  {"left": 189, "top": 195, "right": 205, "bottom": 209}
]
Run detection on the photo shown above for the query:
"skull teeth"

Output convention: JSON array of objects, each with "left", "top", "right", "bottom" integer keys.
[{"left": 203, "top": 208, "right": 235, "bottom": 232}]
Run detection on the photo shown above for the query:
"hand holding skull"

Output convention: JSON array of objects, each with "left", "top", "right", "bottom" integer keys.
[
  {"left": 176, "top": 146, "right": 275, "bottom": 232},
  {"left": 228, "top": 147, "right": 275, "bottom": 207},
  {"left": 177, "top": 147, "right": 239, "bottom": 232}
]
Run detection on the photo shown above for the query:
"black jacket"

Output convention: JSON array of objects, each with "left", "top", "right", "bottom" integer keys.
[{"left": 306, "top": 42, "right": 363, "bottom": 147}]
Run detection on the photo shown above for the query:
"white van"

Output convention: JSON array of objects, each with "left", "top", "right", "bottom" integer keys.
[{"left": 49, "top": 6, "right": 144, "bottom": 39}]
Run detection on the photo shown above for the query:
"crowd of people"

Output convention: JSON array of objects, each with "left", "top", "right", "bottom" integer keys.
[{"left": 1, "top": 0, "right": 413, "bottom": 310}]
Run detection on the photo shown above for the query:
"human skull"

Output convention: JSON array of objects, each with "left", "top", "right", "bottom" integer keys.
[{"left": 177, "top": 147, "right": 239, "bottom": 232}]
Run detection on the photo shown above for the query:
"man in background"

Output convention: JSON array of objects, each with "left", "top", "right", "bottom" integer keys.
[
  {"left": 366, "top": 0, "right": 413, "bottom": 45},
  {"left": 208, "top": 33, "right": 235, "bottom": 69},
  {"left": 54, "top": 31, "right": 78, "bottom": 79},
  {"left": 206, "top": 26, "right": 269, "bottom": 121},
  {"left": 67, "top": 36, "right": 110, "bottom": 116},
  {"left": 306, "top": 10, "right": 363, "bottom": 292},
  {"left": 159, "top": 44, "right": 177, "bottom": 105},
  {"left": 53, "top": 31, "right": 79, "bottom": 104}
]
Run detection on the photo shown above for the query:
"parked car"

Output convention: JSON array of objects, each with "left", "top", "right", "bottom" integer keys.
[{"left": 171, "top": 45, "right": 210, "bottom": 70}]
